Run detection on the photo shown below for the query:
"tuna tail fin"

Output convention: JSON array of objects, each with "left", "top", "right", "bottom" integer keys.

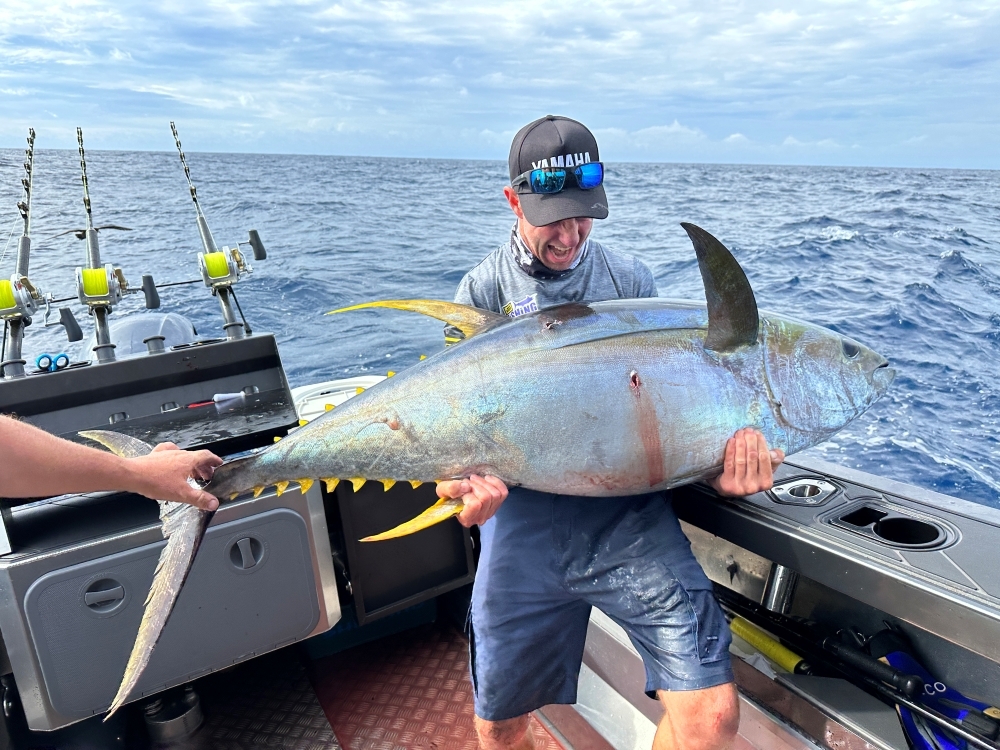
[
  {"left": 327, "top": 299, "right": 505, "bottom": 339},
  {"left": 105, "top": 502, "right": 213, "bottom": 719},
  {"left": 360, "top": 497, "right": 464, "bottom": 542},
  {"left": 80, "top": 431, "right": 214, "bottom": 720},
  {"left": 79, "top": 430, "right": 155, "bottom": 458},
  {"left": 680, "top": 223, "right": 759, "bottom": 352}
]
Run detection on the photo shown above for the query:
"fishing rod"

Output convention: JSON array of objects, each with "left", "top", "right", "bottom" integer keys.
[
  {"left": 170, "top": 121, "right": 266, "bottom": 339},
  {"left": 72, "top": 128, "right": 160, "bottom": 363},
  {"left": 0, "top": 129, "right": 51, "bottom": 379},
  {"left": 718, "top": 587, "right": 1000, "bottom": 750}
]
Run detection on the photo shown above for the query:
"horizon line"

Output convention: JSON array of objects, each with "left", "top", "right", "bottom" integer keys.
[{"left": 0, "top": 145, "right": 995, "bottom": 174}]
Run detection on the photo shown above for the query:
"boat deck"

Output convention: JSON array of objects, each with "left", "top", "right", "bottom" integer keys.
[{"left": 171, "top": 622, "right": 570, "bottom": 750}]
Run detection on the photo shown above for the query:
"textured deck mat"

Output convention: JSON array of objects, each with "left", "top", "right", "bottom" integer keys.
[
  {"left": 310, "top": 623, "right": 563, "bottom": 750},
  {"left": 176, "top": 647, "right": 341, "bottom": 750}
]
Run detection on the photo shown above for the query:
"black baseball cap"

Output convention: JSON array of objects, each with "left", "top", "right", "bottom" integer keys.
[{"left": 508, "top": 115, "right": 609, "bottom": 226}]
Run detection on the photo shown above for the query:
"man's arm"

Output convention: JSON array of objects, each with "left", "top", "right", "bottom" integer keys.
[
  {"left": 0, "top": 415, "right": 223, "bottom": 509},
  {"left": 634, "top": 257, "right": 659, "bottom": 298}
]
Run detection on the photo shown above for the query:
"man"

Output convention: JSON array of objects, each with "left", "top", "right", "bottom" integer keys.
[
  {"left": 437, "top": 116, "right": 783, "bottom": 750},
  {"left": 0, "top": 414, "right": 222, "bottom": 509}
]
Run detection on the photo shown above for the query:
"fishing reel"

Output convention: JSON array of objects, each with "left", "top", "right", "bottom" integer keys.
[
  {"left": 198, "top": 231, "right": 266, "bottom": 289},
  {"left": 75, "top": 264, "right": 160, "bottom": 310},
  {"left": 0, "top": 274, "right": 42, "bottom": 320},
  {"left": 199, "top": 247, "right": 249, "bottom": 289}
]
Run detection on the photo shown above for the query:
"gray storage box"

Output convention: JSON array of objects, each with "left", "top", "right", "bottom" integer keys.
[{"left": 0, "top": 487, "right": 339, "bottom": 731}]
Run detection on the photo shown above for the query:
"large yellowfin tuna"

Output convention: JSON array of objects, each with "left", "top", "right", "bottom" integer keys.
[{"left": 91, "top": 223, "right": 893, "bottom": 717}]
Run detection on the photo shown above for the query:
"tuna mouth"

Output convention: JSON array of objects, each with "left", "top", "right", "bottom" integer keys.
[{"left": 872, "top": 362, "right": 895, "bottom": 393}]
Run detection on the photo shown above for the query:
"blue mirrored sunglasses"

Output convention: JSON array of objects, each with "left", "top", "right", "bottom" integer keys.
[{"left": 511, "top": 161, "right": 604, "bottom": 194}]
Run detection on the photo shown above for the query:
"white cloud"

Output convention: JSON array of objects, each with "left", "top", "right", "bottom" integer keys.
[{"left": 0, "top": 0, "right": 997, "bottom": 166}]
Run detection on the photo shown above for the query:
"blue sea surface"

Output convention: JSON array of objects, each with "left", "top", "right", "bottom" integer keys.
[{"left": 0, "top": 150, "right": 997, "bottom": 506}]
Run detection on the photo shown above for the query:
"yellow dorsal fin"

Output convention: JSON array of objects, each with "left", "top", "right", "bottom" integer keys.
[
  {"left": 298, "top": 478, "right": 314, "bottom": 494},
  {"left": 253, "top": 485, "right": 265, "bottom": 498},
  {"left": 322, "top": 477, "right": 339, "bottom": 493},
  {"left": 360, "top": 498, "right": 464, "bottom": 542},
  {"left": 381, "top": 479, "right": 396, "bottom": 491},
  {"left": 275, "top": 480, "right": 289, "bottom": 496},
  {"left": 327, "top": 300, "right": 505, "bottom": 339},
  {"left": 409, "top": 480, "right": 423, "bottom": 489},
  {"left": 350, "top": 477, "right": 366, "bottom": 492}
]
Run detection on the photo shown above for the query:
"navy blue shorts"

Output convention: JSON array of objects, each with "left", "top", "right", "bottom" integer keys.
[{"left": 469, "top": 489, "right": 733, "bottom": 722}]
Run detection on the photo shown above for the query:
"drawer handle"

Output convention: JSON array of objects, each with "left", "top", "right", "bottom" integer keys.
[{"left": 85, "top": 586, "right": 124, "bottom": 606}]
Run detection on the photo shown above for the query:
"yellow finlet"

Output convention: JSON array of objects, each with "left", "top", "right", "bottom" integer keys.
[
  {"left": 360, "top": 497, "right": 464, "bottom": 542},
  {"left": 409, "top": 480, "right": 423, "bottom": 489},
  {"left": 273, "top": 436, "right": 282, "bottom": 443},
  {"left": 325, "top": 403, "right": 335, "bottom": 411},
  {"left": 356, "top": 387, "right": 365, "bottom": 395},
  {"left": 327, "top": 299, "right": 505, "bottom": 339},
  {"left": 381, "top": 479, "right": 396, "bottom": 491},
  {"left": 350, "top": 477, "right": 366, "bottom": 492},
  {"left": 387, "top": 371, "right": 395, "bottom": 377},
  {"left": 322, "top": 477, "right": 340, "bottom": 493},
  {"left": 252, "top": 485, "right": 265, "bottom": 498},
  {"left": 419, "top": 354, "right": 427, "bottom": 360},
  {"left": 298, "top": 478, "right": 314, "bottom": 494},
  {"left": 275, "top": 480, "right": 289, "bottom": 496},
  {"left": 298, "top": 419, "right": 308, "bottom": 426},
  {"left": 229, "top": 492, "right": 238, "bottom": 501}
]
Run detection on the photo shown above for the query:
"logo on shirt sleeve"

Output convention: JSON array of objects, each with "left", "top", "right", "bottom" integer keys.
[{"left": 502, "top": 294, "right": 539, "bottom": 318}]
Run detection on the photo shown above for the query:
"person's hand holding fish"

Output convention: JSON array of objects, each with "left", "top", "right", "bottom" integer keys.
[
  {"left": 708, "top": 428, "right": 785, "bottom": 497},
  {"left": 436, "top": 474, "right": 509, "bottom": 526},
  {"left": 126, "top": 442, "right": 223, "bottom": 510}
]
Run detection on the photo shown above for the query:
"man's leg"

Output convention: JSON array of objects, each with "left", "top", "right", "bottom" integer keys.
[
  {"left": 470, "top": 490, "right": 592, "bottom": 746},
  {"left": 654, "top": 683, "right": 740, "bottom": 750},
  {"left": 475, "top": 715, "right": 535, "bottom": 750}
]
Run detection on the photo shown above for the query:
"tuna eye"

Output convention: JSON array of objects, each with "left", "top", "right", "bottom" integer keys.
[{"left": 842, "top": 339, "right": 860, "bottom": 359}]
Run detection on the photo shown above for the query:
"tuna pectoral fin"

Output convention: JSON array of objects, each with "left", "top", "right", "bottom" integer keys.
[
  {"left": 327, "top": 299, "right": 505, "bottom": 339},
  {"left": 360, "top": 497, "right": 464, "bottom": 542}
]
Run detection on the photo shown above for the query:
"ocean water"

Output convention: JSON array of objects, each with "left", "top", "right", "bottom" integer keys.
[{"left": 0, "top": 149, "right": 997, "bottom": 506}]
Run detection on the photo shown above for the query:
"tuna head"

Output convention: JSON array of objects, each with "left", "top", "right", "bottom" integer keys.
[
  {"left": 680, "top": 221, "right": 894, "bottom": 452},
  {"left": 762, "top": 316, "right": 894, "bottom": 451}
]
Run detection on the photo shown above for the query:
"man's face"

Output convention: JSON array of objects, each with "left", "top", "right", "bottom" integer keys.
[{"left": 503, "top": 186, "right": 594, "bottom": 272}]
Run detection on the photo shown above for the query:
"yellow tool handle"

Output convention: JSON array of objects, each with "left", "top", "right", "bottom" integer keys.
[{"left": 730, "top": 616, "right": 805, "bottom": 674}]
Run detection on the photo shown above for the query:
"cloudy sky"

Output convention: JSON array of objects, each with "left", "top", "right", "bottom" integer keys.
[{"left": 1, "top": 1, "right": 997, "bottom": 167}]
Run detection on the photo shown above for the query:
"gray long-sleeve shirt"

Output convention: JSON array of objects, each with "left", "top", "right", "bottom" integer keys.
[{"left": 453, "top": 235, "right": 657, "bottom": 331}]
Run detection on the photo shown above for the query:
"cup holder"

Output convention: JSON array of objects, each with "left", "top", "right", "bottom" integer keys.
[
  {"left": 831, "top": 500, "right": 949, "bottom": 550},
  {"left": 873, "top": 517, "right": 944, "bottom": 547}
]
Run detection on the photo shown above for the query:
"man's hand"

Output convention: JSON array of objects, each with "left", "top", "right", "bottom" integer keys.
[
  {"left": 436, "top": 474, "right": 508, "bottom": 526},
  {"left": 708, "top": 428, "right": 785, "bottom": 497},
  {"left": 126, "top": 442, "right": 224, "bottom": 510}
]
